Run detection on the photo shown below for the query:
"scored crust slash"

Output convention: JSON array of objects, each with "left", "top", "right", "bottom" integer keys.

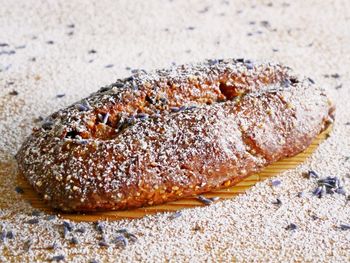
[{"left": 16, "top": 59, "right": 335, "bottom": 212}]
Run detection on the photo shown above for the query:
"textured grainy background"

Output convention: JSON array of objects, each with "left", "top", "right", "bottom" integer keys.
[{"left": 0, "top": 0, "right": 349, "bottom": 262}]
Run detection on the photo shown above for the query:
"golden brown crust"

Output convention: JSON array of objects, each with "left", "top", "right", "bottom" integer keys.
[{"left": 15, "top": 59, "right": 334, "bottom": 211}]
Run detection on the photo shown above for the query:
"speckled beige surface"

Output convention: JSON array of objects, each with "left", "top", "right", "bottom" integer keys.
[{"left": 0, "top": 0, "right": 350, "bottom": 262}]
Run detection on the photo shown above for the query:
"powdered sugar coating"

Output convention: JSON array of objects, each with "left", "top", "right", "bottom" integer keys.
[{"left": 16, "top": 59, "right": 332, "bottom": 211}]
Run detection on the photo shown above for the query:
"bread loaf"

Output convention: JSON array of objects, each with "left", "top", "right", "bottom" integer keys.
[{"left": 16, "top": 59, "right": 334, "bottom": 211}]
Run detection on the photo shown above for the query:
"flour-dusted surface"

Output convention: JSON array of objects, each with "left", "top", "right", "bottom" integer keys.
[{"left": 0, "top": 0, "right": 349, "bottom": 262}]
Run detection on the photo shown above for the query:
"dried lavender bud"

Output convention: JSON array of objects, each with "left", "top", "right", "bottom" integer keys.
[
  {"left": 70, "top": 236, "right": 79, "bottom": 245},
  {"left": 27, "top": 218, "right": 39, "bottom": 224},
  {"left": 75, "top": 227, "right": 86, "bottom": 233},
  {"left": 9, "top": 90, "right": 18, "bottom": 96},
  {"left": 116, "top": 228, "right": 128, "bottom": 234},
  {"left": 125, "top": 232, "right": 138, "bottom": 242},
  {"left": 297, "top": 191, "right": 305, "bottom": 198},
  {"left": 209, "top": 196, "right": 220, "bottom": 202},
  {"left": 285, "top": 223, "right": 297, "bottom": 231},
  {"left": 197, "top": 195, "right": 213, "bottom": 205},
  {"left": 339, "top": 224, "right": 350, "bottom": 230},
  {"left": 271, "top": 179, "right": 281, "bottom": 187},
  {"left": 42, "top": 120, "right": 54, "bottom": 130},
  {"left": 15, "top": 186, "right": 24, "bottom": 194},
  {"left": 23, "top": 239, "right": 32, "bottom": 251},
  {"left": 6, "top": 230, "right": 14, "bottom": 239},
  {"left": 63, "top": 221, "right": 73, "bottom": 232},
  {"left": 272, "top": 198, "right": 282, "bottom": 206},
  {"left": 46, "top": 215, "right": 57, "bottom": 221},
  {"left": 168, "top": 211, "right": 182, "bottom": 220},
  {"left": 76, "top": 104, "right": 88, "bottom": 112},
  {"left": 0, "top": 230, "right": 6, "bottom": 242},
  {"left": 95, "top": 222, "right": 104, "bottom": 234},
  {"left": 98, "top": 240, "right": 109, "bottom": 247},
  {"left": 31, "top": 210, "right": 41, "bottom": 217},
  {"left": 51, "top": 255, "right": 65, "bottom": 262},
  {"left": 114, "top": 235, "right": 128, "bottom": 246},
  {"left": 306, "top": 170, "right": 319, "bottom": 179}
]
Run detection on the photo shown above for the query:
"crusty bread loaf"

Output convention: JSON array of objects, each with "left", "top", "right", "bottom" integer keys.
[{"left": 16, "top": 59, "right": 334, "bottom": 212}]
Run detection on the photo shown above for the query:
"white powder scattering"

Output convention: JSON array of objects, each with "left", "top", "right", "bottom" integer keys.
[{"left": 0, "top": 0, "right": 350, "bottom": 262}]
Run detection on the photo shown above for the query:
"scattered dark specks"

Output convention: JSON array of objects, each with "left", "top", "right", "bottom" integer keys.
[
  {"left": 345, "top": 122, "right": 350, "bottom": 126},
  {"left": 272, "top": 198, "right": 282, "bottom": 206},
  {"left": 56, "top": 94, "right": 65, "bottom": 98},
  {"left": 15, "top": 186, "right": 24, "bottom": 194},
  {"left": 247, "top": 32, "right": 253, "bottom": 36},
  {"left": 0, "top": 43, "right": 9, "bottom": 47},
  {"left": 98, "top": 240, "right": 109, "bottom": 247},
  {"left": 51, "top": 255, "right": 65, "bottom": 262},
  {"left": 9, "top": 90, "right": 18, "bottom": 96},
  {"left": 267, "top": 2, "right": 273, "bottom": 7},
  {"left": 29, "top": 57, "right": 36, "bottom": 62},
  {"left": 197, "top": 195, "right": 213, "bottom": 205},
  {"left": 27, "top": 218, "right": 39, "bottom": 224},
  {"left": 248, "top": 21, "right": 256, "bottom": 25},
  {"left": 339, "top": 224, "right": 350, "bottom": 230},
  {"left": 125, "top": 66, "right": 131, "bottom": 70},
  {"left": 271, "top": 179, "right": 281, "bottom": 187},
  {"left": 88, "top": 49, "right": 97, "bottom": 54},
  {"left": 169, "top": 211, "right": 182, "bottom": 220},
  {"left": 46, "top": 40, "right": 55, "bottom": 45},
  {"left": 187, "top": 26, "right": 195, "bottom": 30},
  {"left": 272, "top": 48, "right": 279, "bottom": 52},
  {"left": 67, "top": 24, "right": 75, "bottom": 28},
  {"left": 335, "top": 84, "right": 343, "bottom": 90},
  {"left": 89, "top": 260, "right": 99, "bottom": 263},
  {"left": 105, "top": 64, "right": 114, "bottom": 68},
  {"left": 285, "top": 223, "right": 297, "bottom": 231},
  {"left": 67, "top": 31, "right": 74, "bottom": 36},
  {"left": 331, "top": 73, "right": 340, "bottom": 79},
  {"left": 7, "top": 81, "right": 14, "bottom": 85},
  {"left": 185, "top": 49, "right": 191, "bottom": 53}
]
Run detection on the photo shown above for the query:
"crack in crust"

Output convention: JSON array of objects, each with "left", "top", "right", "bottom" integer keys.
[{"left": 16, "top": 59, "right": 334, "bottom": 211}]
